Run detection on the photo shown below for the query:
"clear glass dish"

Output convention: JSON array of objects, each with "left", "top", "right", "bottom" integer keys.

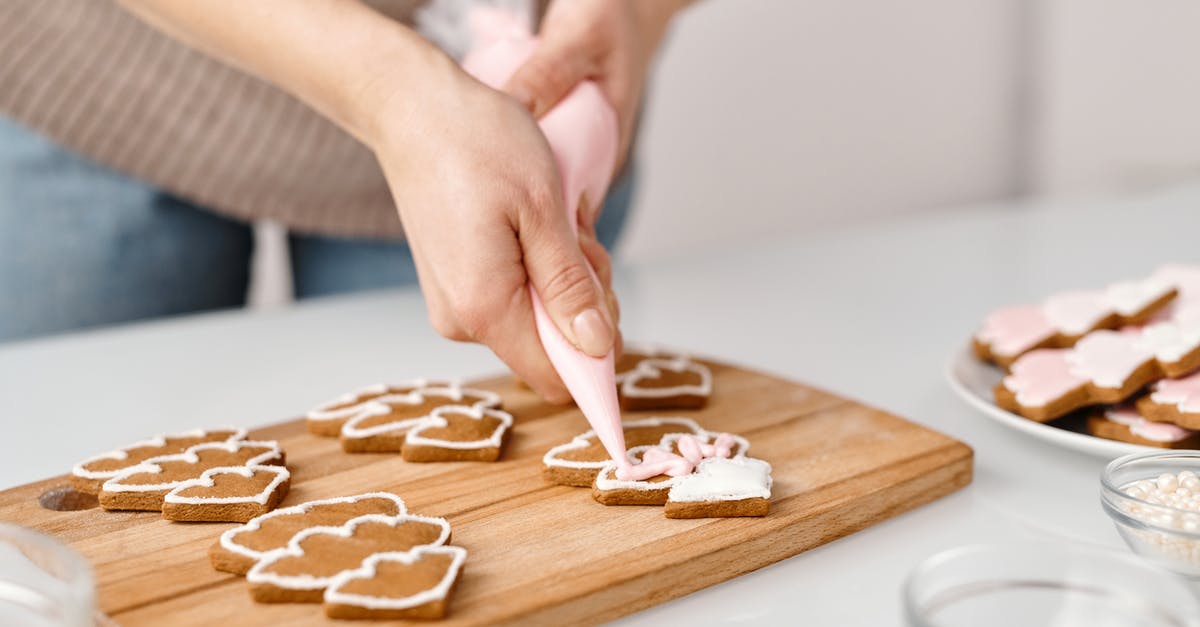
[
  {"left": 1102, "top": 450, "right": 1200, "bottom": 578},
  {"left": 0, "top": 523, "right": 96, "bottom": 627},
  {"left": 903, "top": 543, "right": 1200, "bottom": 627}
]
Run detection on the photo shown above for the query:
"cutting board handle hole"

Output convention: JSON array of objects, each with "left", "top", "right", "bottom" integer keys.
[{"left": 38, "top": 486, "right": 98, "bottom": 511}]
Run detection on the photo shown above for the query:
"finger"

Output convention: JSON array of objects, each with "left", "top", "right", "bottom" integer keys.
[
  {"left": 472, "top": 284, "right": 572, "bottom": 404},
  {"left": 520, "top": 201, "right": 614, "bottom": 358},
  {"left": 409, "top": 242, "right": 472, "bottom": 341},
  {"left": 503, "top": 40, "right": 595, "bottom": 119}
]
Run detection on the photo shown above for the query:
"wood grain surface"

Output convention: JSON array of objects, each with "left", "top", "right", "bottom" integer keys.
[{"left": 0, "top": 361, "right": 973, "bottom": 625}]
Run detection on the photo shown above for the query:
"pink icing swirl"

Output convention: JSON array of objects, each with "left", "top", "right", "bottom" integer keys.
[{"left": 616, "top": 433, "right": 737, "bottom": 481}]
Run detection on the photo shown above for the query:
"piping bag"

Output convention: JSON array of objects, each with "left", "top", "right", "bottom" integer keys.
[{"left": 418, "top": 2, "right": 632, "bottom": 475}]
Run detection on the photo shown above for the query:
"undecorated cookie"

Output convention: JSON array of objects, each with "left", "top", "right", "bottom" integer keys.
[
  {"left": 400, "top": 406, "right": 513, "bottom": 462},
  {"left": 542, "top": 417, "right": 704, "bottom": 487},
  {"left": 247, "top": 513, "right": 451, "bottom": 603},
  {"left": 71, "top": 427, "right": 246, "bottom": 494},
  {"left": 161, "top": 465, "right": 291, "bottom": 523},
  {"left": 323, "top": 546, "right": 467, "bottom": 620},
  {"left": 664, "top": 456, "right": 772, "bottom": 519},
  {"left": 211, "top": 493, "right": 407, "bottom": 575},
  {"left": 99, "top": 440, "right": 284, "bottom": 512}
]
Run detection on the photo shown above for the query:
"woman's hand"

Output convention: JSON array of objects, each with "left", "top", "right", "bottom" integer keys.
[{"left": 369, "top": 61, "right": 619, "bottom": 403}]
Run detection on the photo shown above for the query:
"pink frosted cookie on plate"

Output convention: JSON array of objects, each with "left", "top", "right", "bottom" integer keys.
[
  {"left": 1136, "top": 370, "right": 1200, "bottom": 430},
  {"left": 1086, "top": 405, "right": 1200, "bottom": 449}
]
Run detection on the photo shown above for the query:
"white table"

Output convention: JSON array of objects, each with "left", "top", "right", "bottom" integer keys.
[{"left": 3, "top": 186, "right": 1198, "bottom": 625}]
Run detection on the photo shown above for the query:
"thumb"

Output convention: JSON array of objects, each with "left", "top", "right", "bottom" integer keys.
[
  {"left": 504, "top": 39, "right": 593, "bottom": 119},
  {"left": 522, "top": 215, "right": 614, "bottom": 357}
]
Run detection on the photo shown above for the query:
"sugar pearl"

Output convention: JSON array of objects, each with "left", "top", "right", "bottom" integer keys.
[{"left": 1157, "top": 473, "right": 1179, "bottom": 493}]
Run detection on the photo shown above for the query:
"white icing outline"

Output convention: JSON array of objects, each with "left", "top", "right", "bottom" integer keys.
[
  {"left": 666, "top": 456, "right": 773, "bottom": 504},
  {"left": 542, "top": 417, "right": 704, "bottom": 471},
  {"left": 613, "top": 345, "right": 688, "bottom": 384},
  {"left": 100, "top": 440, "right": 283, "bottom": 493},
  {"left": 403, "top": 406, "right": 513, "bottom": 451},
  {"left": 163, "top": 464, "right": 290, "bottom": 505},
  {"left": 246, "top": 513, "right": 451, "bottom": 591},
  {"left": 219, "top": 493, "right": 407, "bottom": 562},
  {"left": 71, "top": 427, "right": 247, "bottom": 481},
  {"left": 620, "top": 357, "right": 712, "bottom": 400},
  {"left": 336, "top": 383, "right": 503, "bottom": 441},
  {"left": 323, "top": 545, "right": 467, "bottom": 611}
]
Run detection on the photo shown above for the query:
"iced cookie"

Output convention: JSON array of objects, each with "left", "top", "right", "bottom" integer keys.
[
  {"left": 323, "top": 546, "right": 467, "bottom": 620},
  {"left": 71, "top": 427, "right": 246, "bottom": 494},
  {"left": 400, "top": 406, "right": 513, "bottom": 463},
  {"left": 1137, "top": 371, "right": 1200, "bottom": 430},
  {"left": 592, "top": 432, "right": 748, "bottom": 507},
  {"left": 973, "top": 276, "right": 1175, "bottom": 368},
  {"left": 99, "top": 440, "right": 284, "bottom": 512},
  {"left": 619, "top": 357, "right": 713, "bottom": 411},
  {"left": 212, "top": 493, "right": 407, "bottom": 575},
  {"left": 542, "top": 417, "right": 705, "bottom": 487},
  {"left": 161, "top": 465, "right": 291, "bottom": 523},
  {"left": 995, "top": 324, "right": 1200, "bottom": 422},
  {"left": 664, "top": 456, "right": 773, "bottom": 519},
  {"left": 1086, "top": 405, "right": 1200, "bottom": 449},
  {"left": 247, "top": 513, "right": 451, "bottom": 603}
]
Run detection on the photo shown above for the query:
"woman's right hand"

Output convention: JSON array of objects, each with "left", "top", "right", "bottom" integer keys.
[{"left": 366, "top": 55, "right": 621, "bottom": 403}]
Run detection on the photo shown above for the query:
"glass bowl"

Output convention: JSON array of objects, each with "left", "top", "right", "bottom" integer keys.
[
  {"left": 1102, "top": 450, "right": 1200, "bottom": 578},
  {"left": 0, "top": 523, "right": 95, "bottom": 627},
  {"left": 903, "top": 543, "right": 1200, "bottom": 627}
]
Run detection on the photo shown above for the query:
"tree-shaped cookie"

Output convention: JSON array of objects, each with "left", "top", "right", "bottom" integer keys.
[{"left": 71, "top": 427, "right": 245, "bottom": 494}]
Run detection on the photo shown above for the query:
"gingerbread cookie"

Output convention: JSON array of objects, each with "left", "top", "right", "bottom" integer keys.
[
  {"left": 619, "top": 357, "right": 713, "bottom": 411},
  {"left": 71, "top": 427, "right": 246, "bottom": 494},
  {"left": 974, "top": 276, "right": 1176, "bottom": 368},
  {"left": 212, "top": 493, "right": 408, "bottom": 575},
  {"left": 543, "top": 417, "right": 705, "bottom": 487},
  {"left": 247, "top": 513, "right": 451, "bottom": 603},
  {"left": 1086, "top": 405, "right": 1200, "bottom": 449},
  {"left": 161, "top": 464, "right": 291, "bottom": 523},
  {"left": 1137, "top": 371, "right": 1200, "bottom": 430},
  {"left": 592, "top": 432, "right": 749, "bottom": 507},
  {"left": 400, "top": 406, "right": 513, "bottom": 463},
  {"left": 664, "top": 456, "right": 773, "bottom": 519},
  {"left": 99, "top": 440, "right": 284, "bottom": 512},
  {"left": 996, "top": 324, "right": 1200, "bottom": 422},
  {"left": 323, "top": 546, "right": 467, "bottom": 620}
]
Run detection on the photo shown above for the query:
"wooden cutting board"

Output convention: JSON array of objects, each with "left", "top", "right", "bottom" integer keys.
[{"left": 0, "top": 360, "right": 972, "bottom": 625}]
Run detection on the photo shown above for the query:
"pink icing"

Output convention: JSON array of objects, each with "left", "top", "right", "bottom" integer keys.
[
  {"left": 1066, "top": 331, "right": 1152, "bottom": 389},
  {"left": 1152, "top": 371, "right": 1200, "bottom": 414},
  {"left": 977, "top": 305, "right": 1054, "bottom": 358},
  {"left": 1104, "top": 405, "right": 1193, "bottom": 442},
  {"left": 1003, "top": 350, "right": 1086, "bottom": 407},
  {"left": 1043, "top": 291, "right": 1111, "bottom": 336},
  {"left": 618, "top": 434, "right": 736, "bottom": 482}
]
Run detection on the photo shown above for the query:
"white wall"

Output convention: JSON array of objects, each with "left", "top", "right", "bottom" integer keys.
[{"left": 619, "top": 0, "right": 1026, "bottom": 262}]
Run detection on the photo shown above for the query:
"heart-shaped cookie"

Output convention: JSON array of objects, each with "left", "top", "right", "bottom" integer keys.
[
  {"left": 664, "top": 456, "right": 772, "bottom": 519},
  {"left": 619, "top": 357, "right": 713, "bottom": 411},
  {"left": 542, "top": 417, "right": 704, "bottom": 487},
  {"left": 247, "top": 513, "right": 451, "bottom": 603},
  {"left": 212, "top": 493, "right": 408, "bottom": 575},
  {"left": 162, "top": 464, "right": 291, "bottom": 523},
  {"left": 401, "top": 406, "right": 513, "bottom": 462},
  {"left": 324, "top": 546, "right": 468, "bottom": 620}
]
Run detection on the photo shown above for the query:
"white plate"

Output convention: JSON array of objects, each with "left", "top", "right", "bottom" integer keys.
[{"left": 945, "top": 346, "right": 1161, "bottom": 458}]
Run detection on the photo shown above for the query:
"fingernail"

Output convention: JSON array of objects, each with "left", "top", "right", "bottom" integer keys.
[{"left": 571, "top": 308, "right": 613, "bottom": 357}]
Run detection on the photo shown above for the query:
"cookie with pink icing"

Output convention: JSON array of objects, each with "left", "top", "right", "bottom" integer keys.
[
  {"left": 1137, "top": 370, "right": 1200, "bottom": 430},
  {"left": 1086, "top": 405, "right": 1200, "bottom": 449},
  {"left": 995, "top": 322, "right": 1200, "bottom": 422},
  {"left": 542, "top": 417, "right": 706, "bottom": 487},
  {"left": 973, "top": 276, "right": 1176, "bottom": 367}
]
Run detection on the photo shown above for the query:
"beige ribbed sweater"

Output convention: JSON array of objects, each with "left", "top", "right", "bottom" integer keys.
[{"left": 0, "top": 1, "right": 430, "bottom": 239}]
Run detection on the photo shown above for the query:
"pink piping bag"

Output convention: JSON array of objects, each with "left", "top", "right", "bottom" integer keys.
[{"left": 455, "top": 6, "right": 631, "bottom": 473}]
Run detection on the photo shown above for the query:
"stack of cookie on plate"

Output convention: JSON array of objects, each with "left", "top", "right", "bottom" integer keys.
[{"left": 973, "top": 264, "right": 1200, "bottom": 448}]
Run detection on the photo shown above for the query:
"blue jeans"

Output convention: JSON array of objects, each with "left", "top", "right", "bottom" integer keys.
[{"left": 0, "top": 117, "right": 633, "bottom": 342}]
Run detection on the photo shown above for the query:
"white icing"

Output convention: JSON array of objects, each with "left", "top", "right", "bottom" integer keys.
[
  {"left": 593, "top": 447, "right": 684, "bottom": 492},
  {"left": 323, "top": 546, "right": 467, "bottom": 611},
  {"left": 246, "top": 513, "right": 451, "bottom": 591},
  {"left": 542, "top": 417, "right": 704, "bottom": 471},
  {"left": 657, "top": 431, "right": 750, "bottom": 459},
  {"left": 338, "top": 384, "right": 503, "bottom": 441},
  {"left": 1043, "top": 291, "right": 1111, "bottom": 336},
  {"left": 1105, "top": 278, "right": 1173, "bottom": 316},
  {"left": 219, "top": 493, "right": 407, "bottom": 561},
  {"left": 613, "top": 345, "right": 687, "bottom": 384},
  {"left": 163, "top": 464, "right": 290, "bottom": 505},
  {"left": 1133, "top": 321, "right": 1200, "bottom": 364},
  {"left": 100, "top": 440, "right": 283, "bottom": 493},
  {"left": 71, "top": 427, "right": 247, "bottom": 481},
  {"left": 620, "top": 358, "right": 713, "bottom": 400},
  {"left": 1103, "top": 406, "right": 1193, "bottom": 443},
  {"left": 403, "top": 406, "right": 513, "bottom": 450},
  {"left": 667, "top": 457, "right": 773, "bottom": 503},
  {"left": 1065, "top": 331, "right": 1152, "bottom": 389}
]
